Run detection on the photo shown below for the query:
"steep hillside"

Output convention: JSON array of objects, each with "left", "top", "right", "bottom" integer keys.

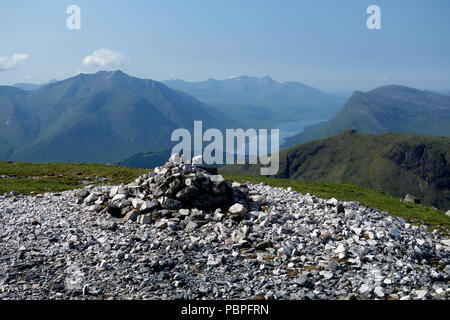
[
  {"left": 0, "top": 71, "right": 230, "bottom": 163},
  {"left": 283, "top": 85, "right": 450, "bottom": 147},
  {"left": 222, "top": 130, "right": 450, "bottom": 211},
  {"left": 0, "top": 86, "right": 39, "bottom": 159},
  {"left": 13, "top": 79, "right": 58, "bottom": 91}
]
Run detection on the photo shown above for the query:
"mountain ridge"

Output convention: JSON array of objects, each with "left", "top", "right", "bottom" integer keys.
[
  {"left": 283, "top": 85, "right": 450, "bottom": 148},
  {"left": 0, "top": 70, "right": 230, "bottom": 163},
  {"left": 164, "top": 75, "right": 346, "bottom": 127}
]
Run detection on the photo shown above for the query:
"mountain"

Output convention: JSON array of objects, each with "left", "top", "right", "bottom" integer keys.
[
  {"left": 221, "top": 130, "right": 450, "bottom": 211},
  {"left": 436, "top": 89, "right": 450, "bottom": 96},
  {"left": 283, "top": 85, "right": 450, "bottom": 148},
  {"left": 164, "top": 76, "right": 346, "bottom": 127},
  {"left": 117, "top": 150, "right": 171, "bottom": 168},
  {"left": 0, "top": 70, "right": 229, "bottom": 163},
  {"left": 13, "top": 79, "right": 58, "bottom": 91}
]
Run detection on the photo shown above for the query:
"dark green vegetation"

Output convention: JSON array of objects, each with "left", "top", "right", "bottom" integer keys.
[
  {"left": 164, "top": 76, "right": 346, "bottom": 128},
  {"left": 1, "top": 161, "right": 448, "bottom": 231},
  {"left": 283, "top": 85, "right": 450, "bottom": 148},
  {"left": 222, "top": 130, "right": 450, "bottom": 211},
  {"left": 0, "top": 161, "right": 148, "bottom": 195},
  {"left": 0, "top": 70, "right": 230, "bottom": 163}
]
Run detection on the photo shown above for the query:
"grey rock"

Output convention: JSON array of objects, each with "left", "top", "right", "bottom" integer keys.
[
  {"left": 159, "top": 197, "right": 181, "bottom": 210},
  {"left": 374, "top": 286, "right": 385, "bottom": 298},
  {"left": 228, "top": 203, "right": 247, "bottom": 219},
  {"left": 137, "top": 214, "right": 152, "bottom": 224},
  {"left": 404, "top": 194, "right": 420, "bottom": 204},
  {"left": 359, "top": 284, "right": 372, "bottom": 296},
  {"left": 124, "top": 210, "right": 139, "bottom": 222},
  {"left": 75, "top": 189, "right": 90, "bottom": 199},
  {"left": 84, "top": 193, "right": 99, "bottom": 204},
  {"left": 154, "top": 219, "right": 168, "bottom": 230},
  {"left": 140, "top": 200, "right": 159, "bottom": 213},
  {"left": 185, "top": 221, "right": 198, "bottom": 232}
]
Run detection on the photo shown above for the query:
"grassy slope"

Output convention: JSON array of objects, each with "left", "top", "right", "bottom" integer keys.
[
  {"left": 0, "top": 161, "right": 448, "bottom": 231},
  {"left": 223, "top": 131, "right": 450, "bottom": 211},
  {"left": 222, "top": 173, "right": 449, "bottom": 231},
  {"left": 0, "top": 162, "right": 148, "bottom": 195}
]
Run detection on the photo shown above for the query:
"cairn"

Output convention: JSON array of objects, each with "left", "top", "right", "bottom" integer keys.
[{"left": 77, "top": 154, "right": 259, "bottom": 225}]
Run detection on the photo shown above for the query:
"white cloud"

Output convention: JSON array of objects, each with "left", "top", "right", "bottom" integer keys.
[
  {"left": 376, "top": 77, "right": 388, "bottom": 82},
  {"left": 0, "top": 53, "right": 29, "bottom": 70},
  {"left": 82, "top": 49, "right": 125, "bottom": 67},
  {"left": 25, "top": 75, "right": 32, "bottom": 80}
]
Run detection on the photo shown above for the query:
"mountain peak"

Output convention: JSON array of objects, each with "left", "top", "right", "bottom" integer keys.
[
  {"left": 93, "top": 69, "right": 127, "bottom": 77},
  {"left": 230, "top": 75, "right": 249, "bottom": 81}
]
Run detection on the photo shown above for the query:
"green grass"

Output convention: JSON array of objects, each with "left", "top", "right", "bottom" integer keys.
[
  {"left": 222, "top": 173, "right": 450, "bottom": 231},
  {"left": 0, "top": 161, "right": 448, "bottom": 232},
  {"left": 0, "top": 162, "right": 148, "bottom": 195}
]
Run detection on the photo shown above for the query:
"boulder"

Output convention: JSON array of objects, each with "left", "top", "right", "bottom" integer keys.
[
  {"left": 140, "top": 200, "right": 159, "bottom": 213},
  {"left": 228, "top": 203, "right": 248, "bottom": 220},
  {"left": 404, "top": 194, "right": 420, "bottom": 204}
]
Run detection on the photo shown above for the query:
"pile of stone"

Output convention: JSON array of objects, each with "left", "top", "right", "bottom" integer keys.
[
  {"left": 76, "top": 154, "right": 259, "bottom": 226},
  {"left": 1, "top": 155, "right": 449, "bottom": 300}
]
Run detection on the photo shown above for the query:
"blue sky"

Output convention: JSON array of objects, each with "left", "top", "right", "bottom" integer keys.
[{"left": 1, "top": 0, "right": 449, "bottom": 92}]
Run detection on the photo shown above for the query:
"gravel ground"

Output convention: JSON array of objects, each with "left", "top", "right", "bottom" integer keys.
[{"left": 0, "top": 180, "right": 449, "bottom": 300}]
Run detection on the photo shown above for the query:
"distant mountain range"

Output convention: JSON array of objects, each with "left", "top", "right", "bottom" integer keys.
[
  {"left": 0, "top": 71, "right": 228, "bottom": 163},
  {"left": 222, "top": 130, "right": 450, "bottom": 211},
  {"left": 3, "top": 70, "right": 450, "bottom": 176},
  {"left": 0, "top": 71, "right": 350, "bottom": 164},
  {"left": 283, "top": 85, "right": 450, "bottom": 148},
  {"left": 436, "top": 89, "right": 450, "bottom": 96},
  {"left": 13, "top": 79, "right": 58, "bottom": 91},
  {"left": 164, "top": 76, "right": 346, "bottom": 127}
]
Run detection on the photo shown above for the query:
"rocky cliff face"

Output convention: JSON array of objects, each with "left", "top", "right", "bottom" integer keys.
[
  {"left": 384, "top": 141, "right": 450, "bottom": 209},
  {"left": 385, "top": 142, "right": 449, "bottom": 189}
]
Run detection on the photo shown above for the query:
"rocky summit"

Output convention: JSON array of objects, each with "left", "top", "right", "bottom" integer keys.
[{"left": 0, "top": 157, "right": 449, "bottom": 300}]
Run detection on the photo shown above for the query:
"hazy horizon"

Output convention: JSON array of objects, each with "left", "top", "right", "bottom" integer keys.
[
  {"left": 5, "top": 69, "right": 450, "bottom": 98},
  {"left": 1, "top": 0, "right": 450, "bottom": 92}
]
